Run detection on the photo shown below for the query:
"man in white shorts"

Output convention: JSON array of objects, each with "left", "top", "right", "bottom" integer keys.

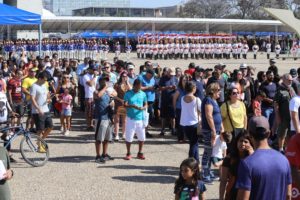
[{"left": 123, "top": 79, "right": 147, "bottom": 160}]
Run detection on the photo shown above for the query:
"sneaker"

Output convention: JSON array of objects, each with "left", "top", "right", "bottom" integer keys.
[
  {"left": 38, "top": 144, "right": 47, "bottom": 153},
  {"left": 171, "top": 128, "right": 176, "bottom": 136},
  {"left": 9, "top": 156, "right": 17, "bottom": 163},
  {"left": 60, "top": 126, "right": 64, "bottom": 132},
  {"left": 114, "top": 134, "right": 119, "bottom": 141},
  {"left": 103, "top": 154, "right": 114, "bottom": 161},
  {"left": 202, "top": 177, "right": 214, "bottom": 185},
  {"left": 64, "top": 130, "right": 70, "bottom": 136},
  {"left": 137, "top": 152, "right": 145, "bottom": 160},
  {"left": 211, "top": 176, "right": 220, "bottom": 181},
  {"left": 146, "top": 132, "right": 153, "bottom": 138},
  {"left": 95, "top": 155, "right": 106, "bottom": 163},
  {"left": 124, "top": 153, "right": 132, "bottom": 160},
  {"left": 160, "top": 130, "right": 165, "bottom": 136}
]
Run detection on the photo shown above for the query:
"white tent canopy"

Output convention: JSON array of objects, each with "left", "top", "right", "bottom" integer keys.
[{"left": 8, "top": 16, "right": 294, "bottom": 34}]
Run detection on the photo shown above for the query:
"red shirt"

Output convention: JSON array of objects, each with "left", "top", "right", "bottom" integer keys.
[
  {"left": 8, "top": 78, "right": 22, "bottom": 102},
  {"left": 286, "top": 134, "right": 300, "bottom": 200}
]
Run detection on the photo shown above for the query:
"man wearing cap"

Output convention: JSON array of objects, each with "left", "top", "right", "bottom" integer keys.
[
  {"left": 207, "top": 64, "right": 227, "bottom": 106},
  {"left": 266, "top": 39, "right": 272, "bottom": 59},
  {"left": 22, "top": 67, "right": 37, "bottom": 130},
  {"left": 83, "top": 64, "right": 98, "bottom": 131},
  {"left": 274, "top": 74, "right": 295, "bottom": 153},
  {"left": 236, "top": 116, "right": 292, "bottom": 200},
  {"left": 127, "top": 64, "right": 137, "bottom": 85},
  {"left": 159, "top": 67, "right": 177, "bottom": 136}
]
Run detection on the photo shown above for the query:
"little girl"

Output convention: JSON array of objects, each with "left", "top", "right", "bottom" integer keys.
[
  {"left": 59, "top": 88, "right": 73, "bottom": 136},
  {"left": 174, "top": 158, "right": 206, "bottom": 200}
]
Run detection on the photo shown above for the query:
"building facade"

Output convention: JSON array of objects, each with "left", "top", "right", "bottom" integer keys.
[{"left": 44, "top": 0, "right": 130, "bottom": 16}]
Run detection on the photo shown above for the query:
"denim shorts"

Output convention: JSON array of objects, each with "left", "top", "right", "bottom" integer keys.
[{"left": 61, "top": 108, "right": 72, "bottom": 116}]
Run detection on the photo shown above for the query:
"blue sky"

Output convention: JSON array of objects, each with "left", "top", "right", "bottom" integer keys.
[{"left": 130, "top": 0, "right": 183, "bottom": 8}]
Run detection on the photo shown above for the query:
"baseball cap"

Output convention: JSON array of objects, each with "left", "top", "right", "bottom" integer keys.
[
  {"left": 248, "top": 116, "right": 270, "bottom": 139},
  {"left": 195, "top": 66, "right": 204, "bottom": 73},
  {"left": 146, "top": 69, "right": 155, "bottom": 76},
  {"left": 128, "top": 64, "right": 134, "bottom": 70},
  {"left": 290, "top": 68, "right": 297, "bottom": 78},
  {"left": 88, "top": 64, "right": 98, "bottom": 71},
  {"left": 169, "top": 67, "right": 175, "bottom": 76},
  {"left": 240, "top": 63, "right": 248, "bottom": 69}
]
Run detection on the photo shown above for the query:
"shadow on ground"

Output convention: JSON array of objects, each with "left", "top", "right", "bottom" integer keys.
[{"left": 99, "top": 164, "right": 179, "bottom": 184}]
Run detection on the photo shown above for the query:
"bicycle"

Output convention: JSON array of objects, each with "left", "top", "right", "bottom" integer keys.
[{"left": 0, "top": 104, "right": 49, "bottom": 167}]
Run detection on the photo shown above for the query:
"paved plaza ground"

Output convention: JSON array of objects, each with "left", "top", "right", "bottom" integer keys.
[{"left": 5, "top": 52, "right": 300, "bottom": 200}]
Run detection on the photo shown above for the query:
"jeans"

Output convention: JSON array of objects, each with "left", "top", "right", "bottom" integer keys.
[
  {"left": 175, "top": 109, "right": 184, "bottom": 141},
  {"left": 147, "top": 101, "right": 154, "bottom": 123},
  {"left": 182, "top": 124, "right": 199, "bottom": 162},
  {"left": 201, "top": 129, "right": 214, "bottom": 180}
]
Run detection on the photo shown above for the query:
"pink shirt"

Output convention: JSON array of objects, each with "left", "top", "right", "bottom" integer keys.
[{"left": 61, "top": 94, "right": 73, "bottom": 110}]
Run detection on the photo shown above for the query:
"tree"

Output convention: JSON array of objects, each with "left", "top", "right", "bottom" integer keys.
[{"left": 180, "top": 0, "right": 232, "bottom": 18}]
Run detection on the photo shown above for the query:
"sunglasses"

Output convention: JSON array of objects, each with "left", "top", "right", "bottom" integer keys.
[{"left": 232, "top": 92, "right": 239, "bottom": 95}]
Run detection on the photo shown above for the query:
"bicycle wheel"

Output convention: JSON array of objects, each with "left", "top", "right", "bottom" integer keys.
[{"left": 20, "top": 134, "right": 49, "bottom": 167}]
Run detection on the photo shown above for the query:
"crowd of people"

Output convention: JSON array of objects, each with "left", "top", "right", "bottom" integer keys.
[{"left": 1, "top": 46, "right": 300, "bottom": 199}]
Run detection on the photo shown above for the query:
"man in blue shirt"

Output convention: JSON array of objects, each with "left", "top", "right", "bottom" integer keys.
[
  {"left": 139, "top": 69, "right": 155, "bottom": 137},
  {"left": 236, "top": 116, "right": 292, "bottom": 200},
  {"left": 124, "top": 79, "right": 147, "bottom": 160}
]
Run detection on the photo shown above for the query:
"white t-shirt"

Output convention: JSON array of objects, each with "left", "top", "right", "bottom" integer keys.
[
  {"left": 30, "top": 83, "right": 49, "bottom": 114},
  {"left": 180, "top": 97, "right": 201, "bottom": 126},
  {"left": 0, "top": 93, "right": 9, "bottom": 123},
  {"left": 289, "top": 95, "right": 300, "bottom": 131},
  {"left": 83, "top": 73, "right": 96, "bottom": 98},
  {"left": 212, "top": 135, "right": 227, "bottom": 159}
]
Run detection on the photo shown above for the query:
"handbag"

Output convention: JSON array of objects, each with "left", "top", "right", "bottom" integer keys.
[{"left": 117, "top": 106, "right": 126, "bottom": 116}]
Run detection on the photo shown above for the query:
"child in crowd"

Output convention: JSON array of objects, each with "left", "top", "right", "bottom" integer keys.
[
  {"left": 59, "top": 88, "right": 73, "bottom": 136},
  {"left": 174, "top": 158, "right": 206, "bottom": 200},
  {"left": 252, "top": 90, "right": 266, "bottom": 117},
  {"left": 210, "top": 131, "right": 232, "bottom": 181}
]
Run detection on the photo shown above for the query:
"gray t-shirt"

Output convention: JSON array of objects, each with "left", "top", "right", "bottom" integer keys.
[{"left": 30, "top": 83, "right": 49, "bottom": 114}]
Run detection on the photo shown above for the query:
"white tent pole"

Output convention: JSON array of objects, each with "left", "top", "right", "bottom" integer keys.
[{"left": 39, "top": 24, "right": 42, "bottom": 56}]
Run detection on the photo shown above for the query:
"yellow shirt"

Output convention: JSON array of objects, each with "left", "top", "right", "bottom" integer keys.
[
  {"left": 220, "top": 100, "right": 246, "bottom": 132},
  {"left": 22, "top": 77, "right": 37, "bottom": 101}
]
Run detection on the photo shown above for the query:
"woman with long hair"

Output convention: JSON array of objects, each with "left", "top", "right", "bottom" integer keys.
[
  {"left": 56, "top": 72, "right": 76, "bottom": 133},
  {"left": 220, "top": 87, "right": 247, "bottom": 152},
  {"left": 113, "top": 71, "right": 131, "bottom": 141},
  {"left": 172, "top": 75, "right": 188, "bottom": 143},
  {"left": 201, "top": 82, "right": 223, "bottom": 183},
  {"left": 219, "top": 131, "right": 254, "bottom": 200}
]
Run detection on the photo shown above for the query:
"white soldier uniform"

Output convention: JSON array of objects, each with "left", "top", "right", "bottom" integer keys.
[
  {"left": 242, "top": 44, "right": 249, "bottom": 59},
  {"left": 152, "top": 43, "right": 158, "bottom": 60},
  {"left": 183, "top": 43, "right": 189, "bottom": 59},
  {"left": 275, "top": 44, "right": 281, "bottom": 58},
  {"left": 158, "top": 43, "right": 163, "bottom": 59},
  {"left": 266, "top": 42, "right": 272, "bottom": 59},
  {"left": 163, "top": 43, "right": 169, "bottom": 59},
  {"left": 195, "top": 42, "right": 200, "bottom": 59},
  {"left": 237, "top": 42, "right": 242, "bottom": 59},
  {"left": 252, "top": 44, "right": 259, "bottom": 59},
  {"left": 225, "top": 43, "right": 232, "bottom": 59},
  {"left": 204, "top": 43, "right": 211, "bottom": 59},
  {"left": 200, "top": 43, "right": 205, "bottom": 59},
  {"left": 136, "top": 43, "right": 141, "bottom": 58},
  {"left": 190, "top": 42, "right": 195, "bottom": 59}
]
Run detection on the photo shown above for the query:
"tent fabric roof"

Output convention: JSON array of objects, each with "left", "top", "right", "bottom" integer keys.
[
  {"left": 39, "top": 16, "right": 292, "bottom": 33},
  {"left": 0, "top": 3, "right": 41, "bottom": 25},
  {"left": 264, "top": 8, "right": 300, "bottom": 36}
]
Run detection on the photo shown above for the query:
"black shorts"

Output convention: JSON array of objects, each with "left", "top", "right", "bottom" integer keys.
[
  {"left": 12, "top": 103, "right": 24, "bottom": 115},
  {"left": 27, "top": 104, "right": 32, "bottom": 116},
  {"left": 32, "top": 112, "right": 53, "bottom": 131}
]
